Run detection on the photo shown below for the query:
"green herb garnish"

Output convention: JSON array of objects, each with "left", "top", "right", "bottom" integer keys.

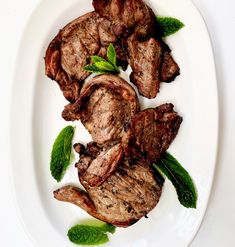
[
  {"left": 156, "top": 16, "right": 185, "bottom": 37},
  {"left": 50, "top": 125, "right": 75, "bottom": 182},
  {"left": 84, "top": 44, "right": 120, "bottom": 75},
  {"left": 153, "top": 152, "right": 197, "bottom": 208},
  {"left": 107, "top": 43, "right": 119, "bottom": 71},
  {"left": 83, "top": 64, "right": 105, "bottom": 74},
  {"left": 67, "top": 223, "right": 116, "bottom": 245},
  {"left": 99, "top": 223, "right": 116, "bottom": 234},
  {"left": 91, "top": 55, "right": 107, "bottom": 63}
]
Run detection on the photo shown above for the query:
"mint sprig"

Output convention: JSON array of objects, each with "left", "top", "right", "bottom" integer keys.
[
  {"left": 107, "top": 43, "right": 119, "bottom": 71},
  {"left": 50, "top": 126, "right": 75, "bottom": 182},
  {"left": 84, "top": 44, "right": 120, "bottom": 74},
  {"left": 156, "top": 16, "right": 185, "bottom": 37},
  {"left": 153, "top": 152, "right": 197, "bottom": 208},
  {"left": 67, "top": 223, "right": 116, "bottom": 245},
  {"left": 91, "top": 56, "right": 106, "bottom": 63},
  {"left": 83, "top": 64, "right": 107, "bottom": 74},
  {"left": 95, "top": 61, "right": 116, "bottom": 72}
]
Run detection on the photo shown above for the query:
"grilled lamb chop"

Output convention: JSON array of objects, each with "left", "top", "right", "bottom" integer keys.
[
  {"left": 54, "top": 142, "right": 164, "bottom": 227},
  {"left": 127, "top": 103, "right": 183, "bottom": 162},
  {"left": 60, "top": 12, "right": 101, "bottom": 82},
  {"left": 45, "top": 32, "right": 81, "bottom": 102},
  {"left": 77, "top": 143, "right": 123, "bottom": 187},
  {"left": 93, "top": 0, "right": 156, "bottom": 37},
  {"left": 45, "top": 12, "right": 128, "bottom": 102},
  {"left": 127, "top": 35, "right": 162, "bottom": 98},
  {"left": 45, "top": 12, "right": 100, "bottom": 102},
  {"left": 62, "top": 75, "right": 140, "bottom": 145},
  {"left": 127, "top": 35, "right": 180, "bottom": 98}
]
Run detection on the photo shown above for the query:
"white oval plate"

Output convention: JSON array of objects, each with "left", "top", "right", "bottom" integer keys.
[{"left": 10, "top": 0, "right": 218, "bottom": 246}]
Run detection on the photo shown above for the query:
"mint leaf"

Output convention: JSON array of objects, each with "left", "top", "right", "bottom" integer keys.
[
  {"left": 107, "top": 43, "right": 119, "bottom": 71},
  {"left": 84, "top": 64, "right": 107, "bottom": 74},
  {"left": 67, "top": 224, "right": 116, "bottom": 245},
  {"left": 50, "top": 126, "right": 75, "bottom": 182},
  {"left": 153, "top": 152, "right": 197, "bottom": 208},
  {"left": 91, "top": 55, "right": 107, "bottom": 63},
  {"left": 99, "top": 223, "right": 116, "bottom": 234},
  {"left": 68, "top": 225, "right": 108, "bottom": 245},
  {"left": 95, "top": 61, "right": 116, "bottom": 72},
  {"left": 156, "top": 17, "right": 185, "bottom": 37}
]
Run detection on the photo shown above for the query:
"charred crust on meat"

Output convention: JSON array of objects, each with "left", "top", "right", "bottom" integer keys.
[
  {"left": 62, "top": 75, "right": 140, "bottom": 146},
  {"left": 74, "top": 143, "right": 85, "bottom": 154},
  {"left": 55, "top": 149, "right": 165, "bottom": 227},
  {"left": 127, "top": 103, "right": 183, "bottom": 162}
]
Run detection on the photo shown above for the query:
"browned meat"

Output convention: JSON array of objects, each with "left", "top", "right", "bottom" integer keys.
[
  {"left": 54, "top": 156, "right": 164, "bottom": 227},
  {"left": 127, "top": 103, "right": 183, "bottom": 162},
  {"left": 50, "top": 0, "right": 183, "bottom": 229},
  {"left": 60, "top": 12, "right": 101, "bottom": 83},
  {"left": 54, "top": 186, "right": 96, "bottom": 213},
  {"left": 46, "top": 1, "right": 180, "bottom": 102},
  {"left": 160, "top": 49, "right": 180, "bottom": 82},
  {"left": 45, "top": 12, "right": 128, "bottom": 102},
  {"left": 98, "top": 18, "right": 129, "bottom": 69},
  {"left": 53, "top": 103, "right": 182, "bottom": 227},
  {"left": 73, "top": 143, "right": 86, "bottom": 155},
  {"left": 93, "top": 0, "right": 180, "bottom": 98},
  {"left": 45, "top": 12, "right": 101, "bottom": 102},
  {"left": 93, "top": 0, "right": 157, "bottom": 37},
  {"left": 77, "top": 143, "right": 123, "bottom": 187},
  {"left": 128, "top": 35, "right": 162, "bottom": 98},
  {"left": 45, "top": 33, "right": 81, "bottom": 102},
  {"left": 62, "top": 75, "right": 140, "bottom": 145},
  {"left": 128, "top": 37, "right": 180, "bottom": 98}
]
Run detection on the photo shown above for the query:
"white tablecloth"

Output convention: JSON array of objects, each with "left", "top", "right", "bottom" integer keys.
[{"left": 0, "top": 0, "right": 234, "bottom": 246}]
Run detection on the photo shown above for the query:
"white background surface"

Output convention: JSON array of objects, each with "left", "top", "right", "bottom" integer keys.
[{"left": 0, "top": 0, "right": 234, "bottom": 246}]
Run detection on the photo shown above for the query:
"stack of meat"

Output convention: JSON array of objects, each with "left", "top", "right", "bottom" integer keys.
[
  {"left": 45, "top": 0, "right": 180, "bottom": 103},
  {"left": 54, "top": 75, "right": 182, "bottom": 227},
  {"left": 45, "top": 0, "right": 182, "bottom": 227}
]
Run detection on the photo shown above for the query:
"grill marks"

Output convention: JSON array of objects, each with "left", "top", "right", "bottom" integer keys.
[
  {"left": 45, "top": 12, "right": 127, "bottom": 102},
  {"left": 61, "top": 13, "right": 101, "bottom": 77},
  {"left": 127, "top": 103, "right": 183, "bottom": 162},
  {"left": 93, "top": 0, "right": 156, "bottom": 37},
  {"left": 86, "top": 160, "right": 164, "bottom": 226},
  {"left": 82, "top": 88, "right": 131, "bottom": 144},
  {"left": 78, "top": 143, "right": 123, "bottom": 187},
  {"left": 127, "top": 36, "right": 162, "bottom": 98},
  {"left": 55, "top": 151, "right": 164, "bottom": 227},
  {"left": 62, "top": 75, "right": 140, "bottom": 146},
  {"left": 45, "top": 32, "right": 81, "bottom": 102}
]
